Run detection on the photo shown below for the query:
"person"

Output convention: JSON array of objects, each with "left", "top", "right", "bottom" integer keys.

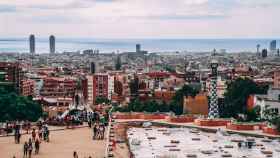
[
  {"left": 35, "top": 138, "right": 40, "bottom": 154},
  {"left": 100, "top": 124, "right": 105, "bottom": 139},
  {"left": 93, "top": 124, "right": 97, "bottom": 140},
  {"left": 238, "top": 142, "right": 242, "bottom": 148},
  {"left": 43, "top": 124, "right": 49, "bottom": 142},
  {"left": 38, "top": 128, "right": 43, "bottom": 140},
  {"left": 88, "top": 119, "right": 92, "bottom": 128},
  {"left": 27, "top": 121, "right": 31, "bottom": 134},
  {"left": 14, "top": 131, "right": 19, "bottom": 144},
  {"left": 73, "top": 151, "right": 78, "bottom": 158},
  {"left": 16, "top": 131, "right": 21, "bottom": 144},
  {"left": 23, "top": 142, "right": 28, "bottom": 157},
  {"left": 31, "top": 128, "right": 36, "bottom": 142},
  {"left": 28, "top": 138, "right": 33, "bottom": 158}
]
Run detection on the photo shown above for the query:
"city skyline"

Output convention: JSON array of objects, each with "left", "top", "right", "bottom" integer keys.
[{"left": 0, "top": 0, "right": 280, "bottom": 38}]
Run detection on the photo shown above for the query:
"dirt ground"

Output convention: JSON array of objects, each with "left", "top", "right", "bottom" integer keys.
[{"left": 0, "top": 127, "right": 106, "bottom": 158}]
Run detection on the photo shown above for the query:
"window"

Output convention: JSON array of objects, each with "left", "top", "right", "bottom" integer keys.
[{"left": 278, "top": 94, "right": 280, "bottom": 101}]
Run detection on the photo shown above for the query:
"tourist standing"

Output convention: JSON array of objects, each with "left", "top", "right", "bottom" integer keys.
[
  {"left": 100, "top": 124, "right": 105, "bottom": 139},
  {"left": 88, "top": 119, "right": 92, "bottom": 128},
  {"left": 31, "top": 128, "right": 36, "bottom": 142},
  {"left": 23, "top": 142, "right": 28, "bottom": 157},
  {"left": 93, "top": 124, "right": 97, "bottom": 140},
  {"left": 35, "top": 138, "right": 40, "bottom": 154},
  {"left": 38, "top": 127, "right": 43, "bottom": 140},
  {"left": 28, "top": 138, "right": 33, "bottom": 158}
]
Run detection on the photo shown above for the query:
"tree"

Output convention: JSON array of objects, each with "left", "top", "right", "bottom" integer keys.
[
  {"left": 270, "top": 117, "right": 280, "bottom": 132},
  {"left": 244, "top": 106, "right": 261, "bottom": 122},
  {"left": 95, "top": 97, "right": 110, "bottom": 104},
  {"left": 0, "top": 86, "right": 43, "bottom": 122},
  {"left": 115, "top": 55, "right": 122, "bottom": 70},
  {"left": 222, "top": 78, "right": 268, "bottom": 118},
  {"left": 114, "top": 85, "right": 198, "bottom": 115}
]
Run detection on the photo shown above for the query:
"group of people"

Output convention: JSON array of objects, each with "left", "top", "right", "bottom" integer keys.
[
  {"left": 87, "top": 111, "right": 107, "bottom": 140},
  {"left": 0, "top": 121, "right": 32, "bottom": 136},
  {"left": 92, "top": 123, "right": 106, "bottom": 140},
  {"left": 23, "top": 138, "right": 40, "bottom": 158},
  {"left": 22, "top": 124, "right": 49, "bottom": 158},
  {"left": 73, "top": 151, "right": 93, "bottom": 158}
]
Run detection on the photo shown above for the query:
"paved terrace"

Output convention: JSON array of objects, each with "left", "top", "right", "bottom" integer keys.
[
  {"left": 0, "top": 127, "right": 106, "bottom": 158},
  {"left": 115, "top": 119, "right": 280, "bottom": 138}
]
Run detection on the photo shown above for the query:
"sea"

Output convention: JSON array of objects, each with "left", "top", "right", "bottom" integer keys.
[{"left": 0, "top": 38, "right": 279, "bottom": 54}]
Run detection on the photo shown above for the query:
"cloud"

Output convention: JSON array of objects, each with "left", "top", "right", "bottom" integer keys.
[{"left": 0, "top": 0, "right": 279, "bottom": 38}]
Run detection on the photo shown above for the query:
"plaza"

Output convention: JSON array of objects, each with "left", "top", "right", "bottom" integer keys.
[{"left": 0, "top": 127, "right": 106, "bottom": 158}]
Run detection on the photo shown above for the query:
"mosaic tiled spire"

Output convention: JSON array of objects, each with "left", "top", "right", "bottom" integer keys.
[{"left": 208, "top": 59, "right": 219, "bottom": 119}]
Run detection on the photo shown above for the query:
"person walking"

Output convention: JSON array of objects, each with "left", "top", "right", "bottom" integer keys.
[
  {"left": 17, "top": 132, "right": 21, "bottom": 144},
  {"left": 28, "top": 138, "right": 33, "bottom": 158},
  {"left": 38, "top": 128, "right": 42, "bottom": 140},
  {"left": 88, "top": 119, "right": 92, "bottom": 128},
  {"left": 31, "top": 128, "right": 36, "bottom": 142},
  {"left": 100, "top": 124, "right": 105, "bottom": 139},
  {"left": 73, "top": 151, "right": 79, "bottom": 158},
  {"left": 35, "top": 138, "right": 40, "bottom": 154},
  {"left": 23, "top": 142, "right": 28, "bottom": 157}
]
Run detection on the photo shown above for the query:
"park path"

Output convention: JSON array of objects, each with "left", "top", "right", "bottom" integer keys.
[{"left": 0, "top": 127, "right": 106, "bottom": 158}]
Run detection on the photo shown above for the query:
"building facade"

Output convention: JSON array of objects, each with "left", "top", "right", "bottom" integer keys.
[
  {"left": 29, "top": 34, "right": 35, "bottom": 54},
  {"left": 87, "top": 73, "right": 114, "bottom": 105},
  {"left": 0, "top": 62, "right": 23, "bottom": 94},
  {"left": 20, "top": 79, "right": 34, "bottom": 96},
  {"left": 274, "top": 70, "right": 280, "bottom": 88},
  {"left": 49, "top": 35, "right": 55, "bottom": 54},
  {"left": 40, "top": 77, "right": 76, "bottom": 98},
  {"left": 270, "top": 40, "right": 277, "bottom": 53}
]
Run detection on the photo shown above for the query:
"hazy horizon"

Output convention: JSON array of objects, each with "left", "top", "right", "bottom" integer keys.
[{"left": 1, "top": 0, "right": 280, "bottom": 38}]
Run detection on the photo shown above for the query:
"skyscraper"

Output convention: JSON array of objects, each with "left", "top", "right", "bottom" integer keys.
[
  {"left": 136, "top": 44, "right": 141, "bottom": 53},
  {"left": 49, "top": 35, "right": 55, "bottom": 54},
  {"left": 29, "top": 34, "right": 35, "bottom": 54},
  {"left": 90, "top": 62, "right": 95, "bottom": 74},
  {"left": 262, "top": 49, "right": 268, "bottom": 58},
  {"left": 270, "top": 40, "right": 277, "bottom": 52}
]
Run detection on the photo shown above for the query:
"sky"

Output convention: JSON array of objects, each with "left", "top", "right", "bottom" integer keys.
[{"left": 0, "top": 0, "right": 280, "bottom": 38}]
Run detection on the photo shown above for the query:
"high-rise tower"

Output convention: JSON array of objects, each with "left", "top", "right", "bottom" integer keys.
[
  {"left": 208, "top": 59, "right": 219, "bottom": 119},
  {"left": 270, "top": 40, "right": 277, "bottom": 53},
  {"left": 29, "top": 34, "right": 35, "bottom": 54},
  {"left": 136, "top": 44, "right": 141, "bottom": 53},
  {"left": 49, "top": 35, "right": 55, "bottom": 54}
]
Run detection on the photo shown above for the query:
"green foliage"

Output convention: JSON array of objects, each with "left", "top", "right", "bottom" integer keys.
[
  {"left": 115, "top": 99, "right": 170, "bottom": 113},
  {"left": 164, "top": 65, "right": 176, "bottom": 73},
  {"left": 95, "top": 97, "right": 110, "bottom": 104},
  {"left": 270, "top": 117, "right": 280, "bottom": 132},
  {"left": 262, "top": 105, "right": 279, "bottom": 121},
  {"left": 115, "top": 84, "right": 198, "bottom": 115},
  {"left": 222, "top": 78, "right": 268, "bottom": 118},
  {"left": 244, "top": 106, "right": 261, "bottom": 122},
  {"left": 262, "top": 105, "right": 280, "bottom": 131},
  {"left": 0, "top": 86, "right": 43, "bottom": 122}
]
